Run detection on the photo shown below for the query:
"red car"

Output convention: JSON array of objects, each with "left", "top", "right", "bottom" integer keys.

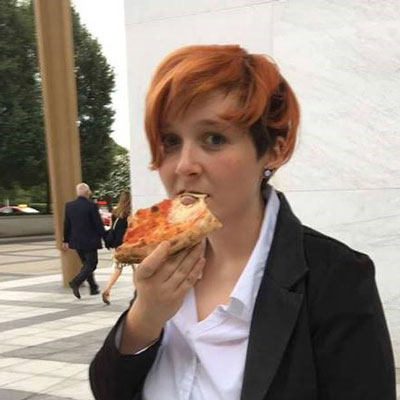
[{"left": 97, "top": 200, "right": 112, "bottom": 228}]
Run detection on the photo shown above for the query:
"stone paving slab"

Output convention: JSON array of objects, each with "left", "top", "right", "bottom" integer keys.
[{"left": 0, "top": 388, "right": 71, "bottom": 400}]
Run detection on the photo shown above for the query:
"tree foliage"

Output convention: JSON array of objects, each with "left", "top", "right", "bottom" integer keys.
[
  {"left": 0, "top": 1, "right": 123, "bottom": 201},
  {"left": 93, "top": 144, "right": 131, "bottom": 203},
  {"left": 0, "top": 0, "right": 46, "bottom": 189},
  {"left": 72, "top": 9, "right": 116, "bottom": 188}
]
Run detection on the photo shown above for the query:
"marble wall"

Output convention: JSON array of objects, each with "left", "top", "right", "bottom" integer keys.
[
  {"left": 124, "top": 0, "right": 400, "bottom": 302},
  {"left": 271, "top": 0, "right": 400, "bottom": 302}
]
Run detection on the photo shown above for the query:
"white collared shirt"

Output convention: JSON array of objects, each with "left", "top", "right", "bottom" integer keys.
[{"left": 143, "top": 188, "right": 280, "bottom": 400}]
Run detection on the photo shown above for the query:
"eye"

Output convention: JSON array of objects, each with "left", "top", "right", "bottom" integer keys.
[
  {"left": 160, "top": 133, "right": 181, "bottom": 152},
  {"left": 204, "top": 133, "right": 226, "bottom": 147}
]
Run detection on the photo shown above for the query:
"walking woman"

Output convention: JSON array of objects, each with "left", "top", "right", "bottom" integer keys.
[
  {"left": 102, "top": 190, "right": 132, "bottom": 305},
  {"left": 90, "top": 45, "right": 395, "bottom": 400}
]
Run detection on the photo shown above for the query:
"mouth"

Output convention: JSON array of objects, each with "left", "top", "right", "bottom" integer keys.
[
  {"left": 176, "top": 191, "right": 210, "bottom": 207},
  {"left": 177, "top": 190, "right": 209, "bottom": 198}
]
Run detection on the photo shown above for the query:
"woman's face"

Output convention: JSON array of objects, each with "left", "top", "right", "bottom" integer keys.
[{"left": 157, "top": 92, "right": 271, "bottom": 224}]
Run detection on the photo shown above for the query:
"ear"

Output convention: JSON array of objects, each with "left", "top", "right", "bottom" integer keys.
[{"left": 263, "top": 136, "right": 287, "bottom": 170}]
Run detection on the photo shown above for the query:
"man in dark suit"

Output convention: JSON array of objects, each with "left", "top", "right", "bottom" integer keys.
[{"left": 62, "top": 183, "right": 105, "bottom": 299}]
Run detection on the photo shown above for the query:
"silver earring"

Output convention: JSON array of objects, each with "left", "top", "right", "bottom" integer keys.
[{"left": 263, "top": 168, "right": 273, "bottom": 179}]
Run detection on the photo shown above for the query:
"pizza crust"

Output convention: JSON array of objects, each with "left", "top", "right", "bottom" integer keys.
[{"left": 114, "top": 194, "right": 221, "bottom": 264}]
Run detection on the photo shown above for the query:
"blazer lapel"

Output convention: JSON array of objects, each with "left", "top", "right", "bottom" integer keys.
[{"left": 241, "top": 193, "right": 308, "bottom": 400}]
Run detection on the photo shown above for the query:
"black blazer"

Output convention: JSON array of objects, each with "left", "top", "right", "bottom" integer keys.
[
  {"left": 89, "top": 193, "right": 396, "bottom": 400},
  {"left": 111, "top": 215, "right": 128, "bottom": 248},
  {"left": 63, "top": 196, "right": 105, "bottom": 250}
]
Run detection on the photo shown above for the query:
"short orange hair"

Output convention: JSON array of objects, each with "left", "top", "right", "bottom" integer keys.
[{"left": 145, "top": 44, "right": 300, "bottom": 169}]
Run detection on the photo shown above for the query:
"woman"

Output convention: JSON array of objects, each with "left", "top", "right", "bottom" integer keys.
[
  {"left": 90, "top": 45, "right": 395, "bottom": 399},
  {"left": 102, "top": 190, "right": 131, "bottom": 305}
]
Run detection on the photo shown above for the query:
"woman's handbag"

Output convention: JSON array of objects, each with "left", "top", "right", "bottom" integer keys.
[{"left": 104, "top": 217, "right": 119, "bottom": 249}]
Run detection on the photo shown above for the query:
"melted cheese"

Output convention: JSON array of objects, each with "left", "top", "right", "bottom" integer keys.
[{"left": 168, "top": 196, "right": 205, "bottom": 224}]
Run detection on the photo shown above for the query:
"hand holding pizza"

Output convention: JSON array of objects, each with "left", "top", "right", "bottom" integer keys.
[
  {"left": 118, "top": 193, "right": 220, "bottom": 354},
  {"left": 134, "top": 240, "right": 205, "bottom": 322},
  {"left": 120, "top": 240, "right": 206, "bottom": 354}
]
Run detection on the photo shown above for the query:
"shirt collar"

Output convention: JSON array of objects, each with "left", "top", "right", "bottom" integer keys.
[{"left": 225, "top": 185, "right": 280, "bottom": 321}]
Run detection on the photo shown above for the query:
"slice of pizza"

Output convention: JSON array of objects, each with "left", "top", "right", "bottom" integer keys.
[{"left": 114, "top": 193, "right": 222, "bottom": 264}]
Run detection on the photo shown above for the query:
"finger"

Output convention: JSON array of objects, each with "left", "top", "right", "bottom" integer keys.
[
  {"left": 169, "top": 243, "right": 204, "bottom": 289},
  {"left": 157, "top": 246, "right": 193, "bottom": 282},
  {"left": 156, "top": 241, "right": 204, "bottom": 283},
  {"left": 137, "top": 241, "right": 170, "bottom": 279},
  {"left": 177, "top": 256, "right": 206, "bottom": 292}
]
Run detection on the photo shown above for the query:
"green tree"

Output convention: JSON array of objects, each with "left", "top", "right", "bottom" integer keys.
[
  {"left": 0, "top": 0, "right": 46, "bottom": 189},
  {"left": 72, "top": 9, "right": 116, "bottom": 188},
  {"left": 0, "top": 1, "right": 117, "bottom": 202},
  {"left": 94, "top": 144, "right": 131, "bottom": 204}
]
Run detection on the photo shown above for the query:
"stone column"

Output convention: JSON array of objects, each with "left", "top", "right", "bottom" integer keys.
[{"left": 33, "top": 0, "right": 81, "bottom": 286}]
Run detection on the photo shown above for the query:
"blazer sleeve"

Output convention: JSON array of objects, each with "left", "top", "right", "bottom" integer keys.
[
  {"left": 114, "top": 216, "right": 128, "bottom": 247},
  {"left": 63, "top": 204, "right": 71, "bottom": 243},
  {"left": 309, "top": 248, "right": 396, "bottom": 399},
  {"left": 89, "top": 310, "right": 163, "bottom": 400},
  {"left": 90, "top": 202, "right": 106, "bottom": 238}
]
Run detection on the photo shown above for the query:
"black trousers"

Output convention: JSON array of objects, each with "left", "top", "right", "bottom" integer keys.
[{"left": 72, "top": 249, "right": 99, "bottom": 291}]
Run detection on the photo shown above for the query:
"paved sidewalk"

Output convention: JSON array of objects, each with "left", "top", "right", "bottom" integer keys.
[
  {"left": 0, "top": 238, "right": 399, "bottom": 399},
  {"left": 0, "top": 239, "right": 133, "bottom": 399}
]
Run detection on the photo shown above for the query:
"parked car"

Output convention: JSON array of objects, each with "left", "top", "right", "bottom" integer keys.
[
  {"left": 96, "top": 200, "right": 112, "bottom": 228},
  {"left": 0, "top": 205, "right": 40, "bottom": 215},
  {"left": 99, "top": 208, "right": 112, "bottom": 228}
]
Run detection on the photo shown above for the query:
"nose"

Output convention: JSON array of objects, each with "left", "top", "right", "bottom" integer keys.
[{"left": 174, "top": 142, "right": 202, "bottom": 177}]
